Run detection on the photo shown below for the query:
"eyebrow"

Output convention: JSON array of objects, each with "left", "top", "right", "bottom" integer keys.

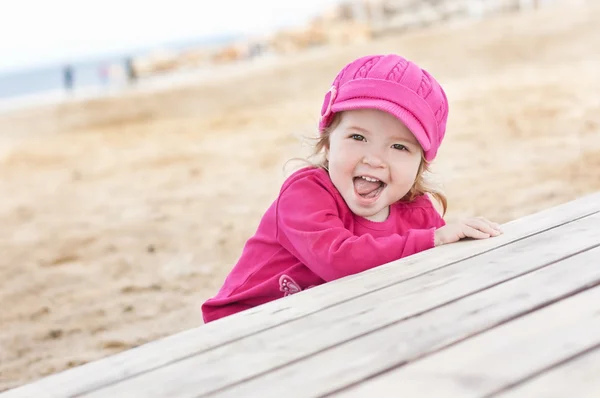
[
  {"left": 391, "top": 134, "right": 419, "bottom": 145},
  {"left": 348, "top": 125, "right": 417, "bottom": 144},
  {"left": 346, "top": 125, "right": 370, "bottom": 134}
]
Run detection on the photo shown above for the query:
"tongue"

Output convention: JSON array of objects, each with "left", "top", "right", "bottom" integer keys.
[{"left": 354, "top": 178, "right": 382, "bottom": 196}]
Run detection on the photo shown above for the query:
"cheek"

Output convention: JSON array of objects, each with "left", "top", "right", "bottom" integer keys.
[
  {"left": 411, "top": 160, "right": 422, "bottom": 178},
  {"left": 394, "top": 157, "right": 422, "bottom": 180},
  {"left": 410, "top": 158, "right": 422, "bottom": 175},
  {"left": 327, "top": 142, "right": 346, "bottom": 164},
  {"left": 330, "top": 150, "right": 357, "bottom": 172},
  {"left": 332, "top": 141, "right": 361, "bottom": 161}
]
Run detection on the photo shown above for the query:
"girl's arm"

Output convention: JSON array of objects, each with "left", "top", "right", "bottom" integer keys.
[{"left": 275, "top": 176, "right": 436, "bottom": 282}]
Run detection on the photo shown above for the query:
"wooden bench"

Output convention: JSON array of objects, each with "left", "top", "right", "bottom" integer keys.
[{"left": 3, "top": 192, "right": 600, "bottom": 397}]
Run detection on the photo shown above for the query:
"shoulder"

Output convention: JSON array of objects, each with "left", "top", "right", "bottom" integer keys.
[
  {"left": 280, "top": 166, "right": 337, "bottom": 198},
  {"left": 394, "top": 194, "right": 445, "bottom": 226},
  {"left": 276, "top": 166, "right": 346, "bottom": 216},
  {"left": 396, "top": 194, "right": 436, "bottom": 209}
]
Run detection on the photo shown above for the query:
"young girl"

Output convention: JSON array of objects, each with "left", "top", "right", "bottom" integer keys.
[{"left": 202, "top": 54, "right": 502, "bottom": 323}]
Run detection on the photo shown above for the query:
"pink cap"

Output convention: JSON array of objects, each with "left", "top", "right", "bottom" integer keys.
[{"left": 319, "top": 54, "right": 449, "bottom": 162}]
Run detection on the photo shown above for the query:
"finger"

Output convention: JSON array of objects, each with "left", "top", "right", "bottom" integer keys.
[
  {"left": 463, "top": 225, "right": 491, "bottom": 240},
  {"left": 476, "top": 217, "right": 503, "bottom": 233},
  {"left": 467, "top": 219, "right": 500, "bottom": 236},
  {"left": 492, "top": 222, "right": 503, "bottom": 233}
]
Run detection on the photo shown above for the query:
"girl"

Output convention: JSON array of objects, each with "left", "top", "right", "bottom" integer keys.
[{"left": 202, "top": 54, "right": 502, "bottom": 323}]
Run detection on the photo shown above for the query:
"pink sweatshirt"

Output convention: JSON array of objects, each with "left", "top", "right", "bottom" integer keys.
[{"left": 201, "top": 167, "right": 445, "bottom": 323}]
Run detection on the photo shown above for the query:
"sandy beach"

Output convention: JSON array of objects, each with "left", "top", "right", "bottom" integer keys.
[{"left": 1, "top": 3, "right": 600, "bottom": 391}]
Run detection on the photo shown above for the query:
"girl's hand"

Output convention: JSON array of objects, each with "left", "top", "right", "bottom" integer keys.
[{"left": 434, "top": 217, "right": 503, "bottom": 246}]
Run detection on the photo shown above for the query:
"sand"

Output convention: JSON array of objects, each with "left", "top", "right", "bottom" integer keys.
[{"left": 1, "top": 3, "right": 600, "bottom": 391}]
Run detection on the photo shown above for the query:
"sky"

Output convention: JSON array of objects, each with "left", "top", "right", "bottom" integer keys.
[{"left": 0, "top": 0, "right": 344, "bottom": 72}]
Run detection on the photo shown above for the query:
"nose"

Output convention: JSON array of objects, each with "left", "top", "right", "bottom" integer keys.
[{"left": 362, "top": 151, "right": 386, "bottom": 168}]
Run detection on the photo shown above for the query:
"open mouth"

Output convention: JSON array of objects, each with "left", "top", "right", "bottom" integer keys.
[{"left": 353, "top": 176, "right": 386, "bottom": 199}]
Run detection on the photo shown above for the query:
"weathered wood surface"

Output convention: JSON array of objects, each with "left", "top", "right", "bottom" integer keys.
[
  {"left": 335, "top": 284, "right": 600, "bottom": 397},
  {"left": 492, "top": 345, "right": 600, "bottom": 398},
  {"left": 2, "top": 191, "right": 599, "bottom": 398},
  {"left": 208, "top": 245, "right": 600, "bottom": 398}
]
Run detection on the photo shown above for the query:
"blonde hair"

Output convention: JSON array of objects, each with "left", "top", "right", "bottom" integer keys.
[{"left": 290, "top": 113, "right": 448, "bottom": 216}]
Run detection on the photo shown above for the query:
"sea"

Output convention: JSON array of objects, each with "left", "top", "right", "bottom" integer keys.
[{"left": 0, "top": 34, "right": 239, "bottom": 103}]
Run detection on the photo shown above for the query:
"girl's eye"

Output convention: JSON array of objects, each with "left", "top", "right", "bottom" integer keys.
[
  {"left": 350, "top": 134, "right": 365, "bottom": 141},
  {"left": 392, "top": 144, "right": 408, "bottom": 151}
]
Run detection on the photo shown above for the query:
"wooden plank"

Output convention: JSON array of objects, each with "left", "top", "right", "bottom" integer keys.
[
  {"left": 334, "top": 287, "right": 600, "bottom": 397},
  {"left": 197, "top": 245, "right": 600, "bottom": 398},
  {"left": 2, "top": 192, "right": 600, "bottom": 398},
  {"left": 490, "top": 345, "right": 600, "bottom": 398},
  {"left": 70, "top": 212, "right": 600, "bottom": 397}
]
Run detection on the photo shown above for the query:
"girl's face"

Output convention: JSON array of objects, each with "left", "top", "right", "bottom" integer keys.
[{"left": 326, "top": 109, "right": 423, "bottom": 222}]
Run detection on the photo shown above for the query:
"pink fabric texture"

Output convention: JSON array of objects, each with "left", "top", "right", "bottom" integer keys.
[
  {"left": 201, "top": 167, "right": 445, "bottom": 323},
  {"left": 319, "top": 54, "right": 449, "bottom": 162}
]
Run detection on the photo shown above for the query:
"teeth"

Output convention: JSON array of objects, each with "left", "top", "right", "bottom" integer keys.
[{"left": 360, "top": 176, "right": 380, "bottom": 182}]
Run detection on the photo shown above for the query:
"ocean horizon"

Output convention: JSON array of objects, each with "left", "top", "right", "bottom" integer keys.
[{"left": 0, "top": 33, "right": 240, "bottom": 101}]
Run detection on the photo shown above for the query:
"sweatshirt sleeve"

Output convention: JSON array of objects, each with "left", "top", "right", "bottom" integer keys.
[
  {"left": 423, "top": 195, "right": 446, "bottom": 228},
  {"left": 275, "top": 175, "right": 436, "bottom": 282}
]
